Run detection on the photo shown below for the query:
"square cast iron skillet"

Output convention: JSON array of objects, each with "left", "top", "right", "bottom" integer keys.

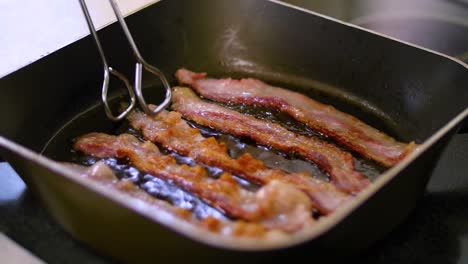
[{"left": 0, "top": 0, "right": 467, "bottom": 262}]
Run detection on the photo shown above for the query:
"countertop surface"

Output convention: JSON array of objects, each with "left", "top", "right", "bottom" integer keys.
[{"left": 1, "top": 0, "right": 467, "bottom": 263}]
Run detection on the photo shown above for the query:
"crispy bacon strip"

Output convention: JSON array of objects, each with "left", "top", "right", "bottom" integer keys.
[
  {"left": 171, "top": 87, "right": 371, "bottom": 193},
  {"left": 128, "top": 109, "right": 350, "bottom": 214},
  {"left": 69, "top": 161, "right": 199, "bottom": 220},
  {"left": 176, "top": 68, "right": 417, "bottom": 167},
  {"left": 74, "top": 133, "right": 315, "bottom": 231},
  {"left": 68, "top": 161, "right": 275, "bottom": 237}
]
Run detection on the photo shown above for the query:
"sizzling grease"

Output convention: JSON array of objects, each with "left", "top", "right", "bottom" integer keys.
[{"left": 66, "top": 98, "right": 385, "bottom": 221}]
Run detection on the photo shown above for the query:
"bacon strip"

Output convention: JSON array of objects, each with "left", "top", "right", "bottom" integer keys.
[
  {"left": 171, "top": 87, "right": 371, "bottom": 193},
  {"left": 128, "top": 109, "right": 350, "bottom": 214},
  {"left": 68, "top": 161, "right": 199, "bottom": 220},
  {"left": 68, "top": 161, "right": 275, "bottom": 237},
  {"left": 74, "top": 133, "right": 315, "bottom": 231},
  {"left": 176, "top": 68, "right": 416, "bottom": 167}
]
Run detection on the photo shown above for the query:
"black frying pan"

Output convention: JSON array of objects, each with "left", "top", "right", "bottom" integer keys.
[{"left": 0, "top": 0, "right": 467, "bottom": 262}]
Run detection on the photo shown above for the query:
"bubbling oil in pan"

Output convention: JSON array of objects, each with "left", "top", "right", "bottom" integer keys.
[
  {"left": 211, "top": 102, "right": 385, "bottom": 180},
  {"left": 45, "top": 80, "right": 388, "bottom": 221}
]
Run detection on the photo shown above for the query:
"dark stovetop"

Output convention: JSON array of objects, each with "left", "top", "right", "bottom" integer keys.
[{"left": 1, "top": 1, "right": 467, "bottom": 263}]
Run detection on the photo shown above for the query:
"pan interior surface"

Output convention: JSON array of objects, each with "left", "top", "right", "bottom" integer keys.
[{"left": 43, "top": 70, "right": 394, "bottom": 228}]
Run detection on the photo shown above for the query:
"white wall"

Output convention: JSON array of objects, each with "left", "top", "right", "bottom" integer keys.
[{"left": 0, "top": 0, "right": 159, "bottom": 77}]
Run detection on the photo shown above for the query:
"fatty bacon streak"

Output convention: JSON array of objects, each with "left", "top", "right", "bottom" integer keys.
[
  {"left": 74, "top": 133, "right": 315, "bottom": 232},
  {"left": 176, "top": 68, "right": 416, "bottom": 167},
  {"left": 128, "top": 109, "right": 351, "bottom": 214},
  {"left": 171, "top": 87, "right": 370, "bottom": 193}
]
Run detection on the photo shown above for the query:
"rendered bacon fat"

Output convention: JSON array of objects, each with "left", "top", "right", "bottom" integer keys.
[
  {"left": 171, "top": 87, "right": 370, "bottom": 193},
  {"left": 68, "top": 161, "right": 279, "bottom": 238},
  {"left": 128, "top": 109, "right": 350, "bottom": 214},
  {"left": 73, "top": 133, "right": 315, "bottom": 232},
  {"left": 176, "top": 68, "right": 416, "bottom": 167}
]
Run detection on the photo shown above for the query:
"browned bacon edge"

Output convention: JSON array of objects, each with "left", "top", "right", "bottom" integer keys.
[
  {"left": 171, "top": 87, "right": 371, "bottom": 194},
  {"left": 68, "top": 161, "right": 272, "bottom": 237},
  {"left": 73, "top": 133, "right": 315, "bottom": 232},
  {"left": 128, "top": 109, "right": 351, "bottom": 214},
  {"left": 176, "top": 68, "right": 417, "bottom": 167}
]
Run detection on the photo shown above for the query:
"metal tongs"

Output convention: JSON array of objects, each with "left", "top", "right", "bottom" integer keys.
[{"left": 78, "top": 0, "right": 171, "bottom": 121}]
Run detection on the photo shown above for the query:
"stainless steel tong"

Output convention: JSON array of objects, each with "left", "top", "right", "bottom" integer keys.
[{"left": 78, "top": 0, "right": 171, "bottom": 121}]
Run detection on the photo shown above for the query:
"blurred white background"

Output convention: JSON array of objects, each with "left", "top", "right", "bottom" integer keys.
[{"left": 0, "top": 0, "right": 158, "bottom": 77}]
